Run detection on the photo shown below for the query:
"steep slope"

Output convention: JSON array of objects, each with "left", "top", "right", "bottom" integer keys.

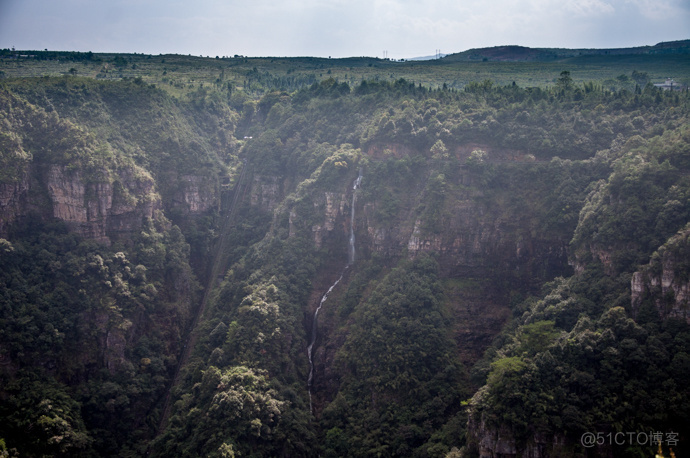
[
  {"left": 152, "top": 79, "right": 689, "bottom": 457},
  {"left": 466, "top": 125, "right": 690, "bottom": 457},
  {"left": 0, "top": 73, "right": 688, "bottom": 457},
  {"left": 0, "top": 80, "right": 241, "bottom": 455}
]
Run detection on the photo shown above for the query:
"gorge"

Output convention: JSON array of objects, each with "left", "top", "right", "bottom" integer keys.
[{"left": 0, "top": 49, "right": 689, "bottom": 457}]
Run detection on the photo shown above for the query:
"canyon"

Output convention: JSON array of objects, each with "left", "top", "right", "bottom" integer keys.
[{"left": 0, "top": 69, "right": 688, "bottom": 457}]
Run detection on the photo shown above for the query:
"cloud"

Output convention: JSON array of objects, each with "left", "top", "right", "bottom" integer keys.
[
  {"left": 0, "top": 0, "right": 688, "bottom": 57},
  {"left": 565, "top": 0, "right": 616, "bottom": 16},
  {"left": 625, "top": 0, "right": 690, "bottom": 20}
]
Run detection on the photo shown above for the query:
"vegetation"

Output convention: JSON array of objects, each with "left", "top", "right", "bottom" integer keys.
[
  {"left": 2, "top": 44, "right": 689, "bottom": 98},
  {"left": 0, "top": 46, "right": 688, "bottom": 456},
  {"left": 0, "top": 217, "right": 198, "bottom": 455},
  {"left": 322, "top": 255, "right": 470, "bottom": 457}
]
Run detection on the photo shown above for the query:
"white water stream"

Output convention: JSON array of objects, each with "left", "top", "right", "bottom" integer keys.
[{"left": 307, "top": 170, "right": 362, "bottom": 413}]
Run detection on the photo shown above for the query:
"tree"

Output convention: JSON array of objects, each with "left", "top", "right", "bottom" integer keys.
[
  {"left": 557, "top": 71, "right": 573, "bottom": 92},
  {"left": 431, "top": 139, "right": 449, "bottom": 160},
  {"left": 466, "top": 149, "right": 487, "bottom": 166}
]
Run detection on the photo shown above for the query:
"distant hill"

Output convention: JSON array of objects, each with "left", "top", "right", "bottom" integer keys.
[
  {"left": 443, "top": 40, "right": 690, "bottom": 62},
  {"left": 406, "top": 53, "right": 448, "bottom": 61}
]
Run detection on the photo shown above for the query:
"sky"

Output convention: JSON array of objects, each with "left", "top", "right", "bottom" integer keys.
[{"left": 0, "top": 0, "right": 689, "bottom": 59}]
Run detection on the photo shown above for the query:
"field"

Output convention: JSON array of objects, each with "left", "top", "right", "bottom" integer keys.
[{"left": 2, "top": 49, "right": 688, "bottom": 99}]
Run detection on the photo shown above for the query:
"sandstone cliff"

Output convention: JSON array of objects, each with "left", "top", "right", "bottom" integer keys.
[
  {"left": 0, "top": 163, "right": 161, "bottom": 244},
  {"left": 632, "top": 226, "right": 690, "bottom": 323}
]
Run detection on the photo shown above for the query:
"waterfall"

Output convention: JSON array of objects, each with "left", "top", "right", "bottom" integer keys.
[
  {"left": 308, "top": 170, "right": 362, "bottom": 413},
  {"left": 306, "top": 271, "right": 343, "bottom": 412},
  {"left": 348, "top": 169, "right": 363, "bottom": 265}
]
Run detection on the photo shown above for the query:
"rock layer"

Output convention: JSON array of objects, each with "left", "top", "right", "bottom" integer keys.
[
  {"left": 1, "top": 163, "right": 161, "bottom": 244},
  {"left": 632, "top": 227, "right": 690, "bottom": 323}
]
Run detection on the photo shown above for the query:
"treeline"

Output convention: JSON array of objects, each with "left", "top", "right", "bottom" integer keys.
[{"left": 0, "top": 49, "right": 96, "bottom": 61}]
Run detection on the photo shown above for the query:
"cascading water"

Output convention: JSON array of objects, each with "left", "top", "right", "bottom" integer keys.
[
  {"left": 348, "top": 171, "right": 362, "bottom": 265},
  {"left": 306, "top": 272, "right": 343, "bottom": 413},
  {"left": 307, "top": 170, "right": 362, "bottom": 413}
]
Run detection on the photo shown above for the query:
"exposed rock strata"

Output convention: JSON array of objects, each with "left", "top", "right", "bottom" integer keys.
[
  {"left": 468, "top": 415, "right": 567, "bottom": 458},
  {"left": 250, "top": 174, "right": 281, "bottom": 211},
  {"left": 312, "top": 191, "right": 347, "bottom": 248},
  {"left": 171, "top": 174, "right": 218, "bottom": 215},
  {"left": 631, "top": 227, "right": 690, "bottom": 323},
  {"left": 0, "top": 168, "right": 30, "bottom": 236},
  {"left": 0, "top": 164, "right": 160, "bottom": 243}
]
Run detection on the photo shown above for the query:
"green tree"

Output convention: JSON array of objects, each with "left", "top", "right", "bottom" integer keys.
[
  {"left": 557, "top": 70, "right": 573, "bottom": 92},
  {"left": 431, "top": 139, "right": 449, "bottom": 160}
]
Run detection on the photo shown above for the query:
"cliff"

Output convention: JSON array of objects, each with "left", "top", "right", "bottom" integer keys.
[
  {"left": 1, "top": 71, "right": 689, "bottom": 457},
  {"left": 0, "top": 82, "right": 212, "bottom": 456},
  {"left": 0, "top": 161, "right": 161, "bottom": 244},
  {"left": 632, "top": 226, "right": 690, "bottom": 323},
  {"left": 464, "top": 127, "right": 690, "bottom": 457}
]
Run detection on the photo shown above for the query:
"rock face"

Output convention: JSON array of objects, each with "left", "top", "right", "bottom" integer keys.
[
  {"left": 407, "top": 219, "right": 442, "bottom": 253},
  {"left": 0, "top": 168, "right": 30, "bottom": 236},
  {"left": 0, "top": 163, "right": 161, "bottom": 244},
  {"left": 631, "top": 227, "right": 690, "bottom": 323},
  {"left": 250, "top": 174, "right": 281, "bottom": 212},
  {"left": 360, "top": 176, "right": 569, "bottom": 282},
  {"left": 170, "top": 174, "right": 218, "bottom": 215},
  {"left": 473, "top": 419, "right": 518, "bottom": 458},
  {"left": 312, "top": 191, "right": 347, "bottom": 248},
  {"left": 468, "top": 415, "right": 567, "bottom": 458},
  {"left": 254, "top": 144, "right": 568, "bottom": 287},
  {"left": 571, "top": 244, "right": 615, "bottom": 276}
]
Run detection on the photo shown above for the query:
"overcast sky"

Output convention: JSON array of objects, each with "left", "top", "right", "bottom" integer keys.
[{"left": 1, "top": 0, "right": 688, "bottom": 59}]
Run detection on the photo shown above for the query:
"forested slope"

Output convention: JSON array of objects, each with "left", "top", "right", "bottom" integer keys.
[{"left": 0, "top": 66, "right": 688, "bottom": 457}]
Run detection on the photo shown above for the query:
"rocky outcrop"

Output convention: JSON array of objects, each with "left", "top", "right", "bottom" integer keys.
[
  {"left": 407, "top": 219, "right": 442, "bottom": 253},
  {"left": 47, "top": 165, "right": 111, "bottom": 241},
  {"left": 106, "top": 167, "right": 161, "bottom": 239},
  {"left": 631, "top": 227, "right": 690, "bottom": 323},
  {"left": 572, "top": 245, "right": 614, "bottom": 276},
  {"left": 250, "top": 174, "right": 281, "bottom": 211},
  {"left": 363, "top": 188, "right": 568, "bottom": 280},
  {"left": 0, "top": 168, "right": 30, "bottom": 236},
  {"left": 473, "top": 420, "right": 518, "bottom": 458},
  {"left": 270, "top": 144, "right": 567, "bottom": 284},
  {"left": 0, "top": 164, "right": 160, "bottom": 243},
  {"left": 83, "top": 309, "right": 129, "bottom": 373},
  {"left": 468, "top": 415, "right": 567, "bottom": 458},
  {"left": 312, "top": 191, "right": 347, "bottom": 248},
  {"left": 170, "top": 174, "right": 218, "bottom": 215}
]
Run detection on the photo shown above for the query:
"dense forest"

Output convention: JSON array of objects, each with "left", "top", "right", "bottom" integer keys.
[{"left": 0, "top": 46, "right": 689, "bottom": 457}]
